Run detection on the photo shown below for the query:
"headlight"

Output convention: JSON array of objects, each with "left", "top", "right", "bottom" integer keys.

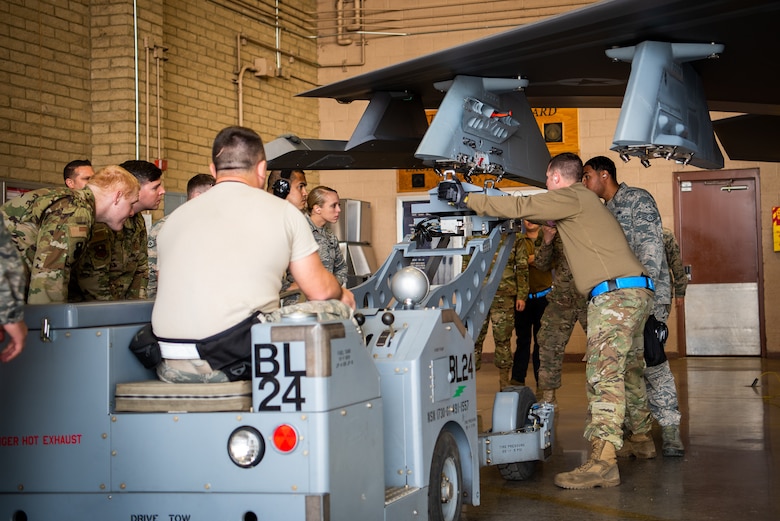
[{"left": 227, "top": 427, "right": 265, "bottom": 468}]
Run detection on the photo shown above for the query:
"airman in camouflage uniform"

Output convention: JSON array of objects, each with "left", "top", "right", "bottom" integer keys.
[
  {"left": 463, "top": 234, "right": 523, "bottom": 389},
  {"left": 1, "top": 166, "right": 139, "bottom": 304},
  {"left": 0, "top": 215, "right": 28, "bottom": 362},
  {"left": 655, "top": 227, "right": 687, "bottom": 456},
  {"left": 583, "top": 155, "right": 683, "bottom": 458},
  {"left": 535, "top": 227, "right": 588, "bottom": 402},
  {"left": 71, "top": 216, "right": 148, "bottom": 301},
  {"left": 511, "top": 222, "right": 553, "bottom": 387},
  {"left": 2, "top": 187, "right": 95, "bottom": 304},
  {"left": 110, "top": 215, "right": 149, "bottom": 299},
  {"left": 71, "top": 160, "right": 164, "bottom": 301}
]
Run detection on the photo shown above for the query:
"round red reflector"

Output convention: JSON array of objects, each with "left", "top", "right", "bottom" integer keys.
[{"left": 273, "top": 424, "right": 298, "bottom": 453}]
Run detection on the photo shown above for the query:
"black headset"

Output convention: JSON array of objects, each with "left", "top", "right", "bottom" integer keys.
[{"left": 272, "top": 170, "right": 293, "bottom": 199}]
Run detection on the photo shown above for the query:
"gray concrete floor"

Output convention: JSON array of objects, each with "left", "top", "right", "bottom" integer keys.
[{"left": 463, "top": 357, "right": 780, "bottom": 520}]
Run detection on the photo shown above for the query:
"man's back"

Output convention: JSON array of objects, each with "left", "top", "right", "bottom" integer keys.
[
  {"left": 151, "top": 181, "right": 317, "bottom": 340},
  {"left": 468, "top": 183, "right": 646, "bottom": 295}
]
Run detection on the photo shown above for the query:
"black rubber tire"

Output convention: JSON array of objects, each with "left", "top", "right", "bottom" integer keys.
[
  {"left": 496, "top": 385, "right": 538, "bottom": 481},
  {"left": 428, "top": 430, "right": 463, "bottom": 521}
]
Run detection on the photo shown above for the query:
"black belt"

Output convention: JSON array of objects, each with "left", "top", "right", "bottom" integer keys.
[
  {"left": 589, "top": 276, "right": 654, "bottom": 299},
  {"left": 529, "top": 287, "right": 552, "bottom": 299}
]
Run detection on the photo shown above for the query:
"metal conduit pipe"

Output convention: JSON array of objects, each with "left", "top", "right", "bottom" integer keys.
[
  {"left": 144, "top": 37, "right": 151, "bottom": 161},
  {"left": 336, "top": 0, "right": 353, "bottom": 46},
  {"left": 154, "top": 45, "right": 167, "bottom": 162},
  {"left": 236, "top": 65, "right": 257, "bottom": 127},
  {"left": 275, "top": 0, "right": 282, "bottom": 73},
  {"left": 133, "top": 0, "right": 140, "bottom": 159}
]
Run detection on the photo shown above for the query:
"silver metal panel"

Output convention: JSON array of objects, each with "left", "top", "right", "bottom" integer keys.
[
  {"left": 685, "top": 283, "right": 760, "bottom": 355},
  {"left": 333, "top": 199, "right": 372, "bottom": 243},
  {"left": 112, "top": 412, "right": 312, "bottom": 492},
  {"left": 1, "top": 492, "right": 312, "bottom": 521},
  {"left": 347, "top": 243, "right": 377, "bottom": 276},
  {"left": 0, "top": 327, "right": 113, "bottom": 492},
  {"left": 23, "top": 300, "right": 153, "bottom": 330}
]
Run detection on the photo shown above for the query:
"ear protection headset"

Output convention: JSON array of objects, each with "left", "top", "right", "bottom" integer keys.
[{"left": 272, "top": 170, "right": 293, "bottom": 199}]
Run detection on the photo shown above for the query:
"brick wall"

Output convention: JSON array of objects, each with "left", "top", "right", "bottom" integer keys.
[
  {"left": 1, "top": 0, "right": 93, "bottom": 186},
  {"left": 1, "top": 0, "right": 320, "bottom": 199}
]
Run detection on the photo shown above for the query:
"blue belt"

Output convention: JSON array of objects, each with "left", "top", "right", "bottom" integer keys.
[
  {"left": 529, "top": 287, "right": 552, "bottom": 299},
  {"left": 589, "top": 276, "right": 655, "bottom": 299}
]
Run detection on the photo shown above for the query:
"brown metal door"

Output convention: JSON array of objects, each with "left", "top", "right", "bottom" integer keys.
[{"left": 673, "top": 169, "right": 764, "bottom": 356}]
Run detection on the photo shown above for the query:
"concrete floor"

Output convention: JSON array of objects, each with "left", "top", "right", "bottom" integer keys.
[{"left": 463, "top": 357, "right": 780, "bottom": 521}]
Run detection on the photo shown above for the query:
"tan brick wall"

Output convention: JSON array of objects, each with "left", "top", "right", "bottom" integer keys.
[
  {"left": 1, "top": 0, "right": 93, "bottom": 186},
  {"left": 2, "top": 0, "right": 320, "bottom": 199}
]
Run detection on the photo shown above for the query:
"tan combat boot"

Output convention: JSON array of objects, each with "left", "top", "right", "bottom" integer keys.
[
  {"left": 554, "top": 438, "right": 620, "bottom": 489},
  {"left": 499, "top": 367, "right": 512, "bottom": 390},
  {"left": 615, "top": 431, "right": 656, "bottom": 459}
]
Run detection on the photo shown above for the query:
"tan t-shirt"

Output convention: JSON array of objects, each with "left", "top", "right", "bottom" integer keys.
[
  {"left": 467, "top": 183, "right": 646, "bottom": 296},
  {"left": 151, "top": 181, "right": 318, "bottom": 340}
]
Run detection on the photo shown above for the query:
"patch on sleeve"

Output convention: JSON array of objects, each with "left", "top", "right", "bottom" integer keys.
[{"left": 69, "top": 225, "right": 90, "bottom": 238}]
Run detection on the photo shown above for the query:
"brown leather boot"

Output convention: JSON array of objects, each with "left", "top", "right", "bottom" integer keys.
[
  {"left": 554, "top": 438, "right": 620, "bottom": 489},
  {"left": 615, "top": 431, "right": 657, "bottom": 459}
]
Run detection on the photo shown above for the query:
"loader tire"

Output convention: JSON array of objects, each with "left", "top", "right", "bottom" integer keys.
[
  {"left": 497, "top": 385, "right": 537, "bottom": 481},
  {"left": 429, "top": 430, "right": 463, "bottom": 521}
]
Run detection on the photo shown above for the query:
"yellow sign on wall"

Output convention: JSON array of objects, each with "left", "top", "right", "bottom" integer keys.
[
  {"left": 398, "top": 108, "right": 579, "bottom": 192},
  {"left": 773, "top": 206, "right": 780, "bottom": 252}
]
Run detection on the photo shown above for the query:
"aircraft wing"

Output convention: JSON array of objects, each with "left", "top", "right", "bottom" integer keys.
[
  {"left": 267, "top": 0, "right": 779, "bottom": 177},
  {"left": 301, "top": 0, "right": 779, "bottom": 116}
]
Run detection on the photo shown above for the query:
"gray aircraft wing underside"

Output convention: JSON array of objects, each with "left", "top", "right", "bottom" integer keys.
[
  {"left": 266, "top": 0, "right": 780, "bottom": 177},
  {"left": 301, "top": 0, "right": 779, "bottom": 116}
]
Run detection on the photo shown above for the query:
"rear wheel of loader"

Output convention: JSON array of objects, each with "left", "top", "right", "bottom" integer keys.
[{"left": 497, "top": 385, "right": 537, "bottom": 481}]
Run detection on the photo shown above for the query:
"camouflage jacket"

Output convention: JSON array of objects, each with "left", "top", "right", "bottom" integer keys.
[
  {"left": 71, "top": 213, "right": 148, "bottom": 301},
  {"left": 306, "top": 214, "right": 347, "bottom": 287},
  {"left": 534, "top": 231, "right": 587, "bottom": 308},
  {"left": 516, "top": 233, "right": 553, "bottom": 300},
  {"left": 663, "top": 227, "right": 687, "bottom": 298},
  {"left": 146, "top": 214, "right": 168, "bottom": 299},
  {"left": 462, "top": 234, "right": 523, "bottom": 298},
  {"left": 0, "top": 215, "right": 26, "bottom": 323},
  {"left": 606, "top": 183, "right": 671, "bottom": 320},
  {"left": 0, "top": 187, "right": 94, "bottom": 304}
]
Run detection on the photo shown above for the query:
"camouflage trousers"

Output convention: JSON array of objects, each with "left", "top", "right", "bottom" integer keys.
[
  {"left": 584, "top": 288, "right": 653, "bottom": 449},
  {"left": 644, "top": 360, "right": 682, "bottom": 426},
  {"left": 157, "top": 299, "right": 353, "bottom": 384},
  {"left": 474, "top": 293, "right": 515, "bottom": 371},
  {"left": 537, "top": 297, "right": 588, "bottom": 390}
]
